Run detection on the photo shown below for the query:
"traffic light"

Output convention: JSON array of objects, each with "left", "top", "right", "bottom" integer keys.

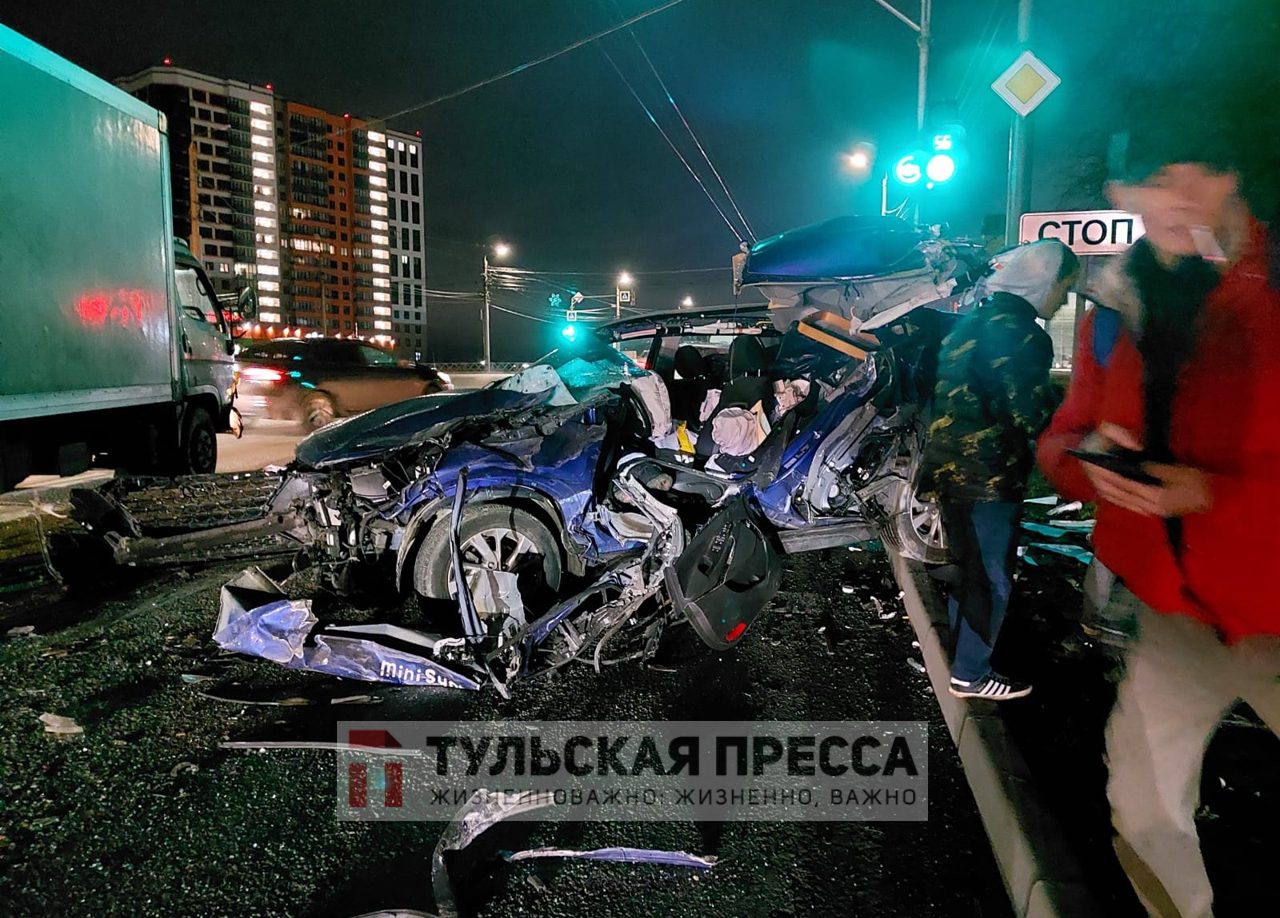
[
  {"left": 892, "top": 125, "right": 966, "bottom": 190},
  {"left": 561, "top": 323, "right": 577, "bottom": 340}
]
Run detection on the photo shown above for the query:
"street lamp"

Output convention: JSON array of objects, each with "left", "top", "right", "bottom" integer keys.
[
  {"left": 682, "top": 296, "right": 694, "bottom": 308},
  {"left": 482, "top": 241, "right": 512, "bottom": 366},
  {"left": 615, "top": 272, "right": 635, "bottom": 318}
]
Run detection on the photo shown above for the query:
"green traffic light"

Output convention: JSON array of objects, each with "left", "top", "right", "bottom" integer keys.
[
  {"left": 561, "top": 324, "right": 577, "bottom": 339},
  {"left": 926, "top": 153, "right": 956, "bottom": 183}
]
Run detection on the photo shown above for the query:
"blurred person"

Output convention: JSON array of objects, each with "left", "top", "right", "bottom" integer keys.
[
  {"left": 1038, "top": 157, "right": 1280, "bottom": 918},
  {"left": 919, "top": 239, "right": 1080, "bottom": 700}
]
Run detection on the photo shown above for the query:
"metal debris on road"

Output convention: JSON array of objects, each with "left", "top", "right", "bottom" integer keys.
[
  {"left": 197, "top": 691, "right": 314, "bottom": 707},
  {"left": 432, "top": 790, "right": 555, "bottom": 918},
  {"left": 504, "top": 846, "right": 717, "bottom": 869},
  {"left": 220, "top": 741, "right": 424, "bottom": 755},
  {"left": 907, "top": 658, "right": 927, "bottom": 674},
  {"left": 38, "top": 713, "right": 83, "bottom": 736},
  {"left": 212, "top": 567, "right": 482, "bottom": 690}
]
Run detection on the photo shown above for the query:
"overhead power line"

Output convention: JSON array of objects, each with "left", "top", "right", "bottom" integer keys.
[
  {"left": 597, "top": 45, "right": 748, "bottom": 245},
  {"left": 374, "top": 0, "right": 688, "bottom": 125},
  {"left": 618, "top": 9, "right": 757, "bottom": 241}
]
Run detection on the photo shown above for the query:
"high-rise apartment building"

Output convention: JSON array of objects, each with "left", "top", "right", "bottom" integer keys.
[
  {"left": 117, "top": 65, "right": 424, "bottom": 344},
  {"left": 385, "top": 129, "right": 428, "bottom": 358},
  {"left": 278, "top": 103, "right": 390, "bottom": 335},
  {"left": 117, "top": 66, "right": 283, "bottom": 322}
]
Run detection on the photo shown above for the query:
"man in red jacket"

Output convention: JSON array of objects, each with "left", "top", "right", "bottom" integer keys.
[{"left": 1038, "top": 158, "right": 1280, "bottom": 918}]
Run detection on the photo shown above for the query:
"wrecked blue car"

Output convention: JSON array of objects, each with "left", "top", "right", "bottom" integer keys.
[{"left": 207, "top": 219, "right": 988, "bottom": 692}]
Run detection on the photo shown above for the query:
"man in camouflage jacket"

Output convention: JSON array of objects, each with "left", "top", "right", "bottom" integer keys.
[{"left": 918, "top": 239, "right": 1079, "bottom": 700}]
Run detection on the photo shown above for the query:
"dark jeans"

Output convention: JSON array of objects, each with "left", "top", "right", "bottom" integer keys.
[{"left": 940, "top": 500, "right": 1022, "bottom": 682}]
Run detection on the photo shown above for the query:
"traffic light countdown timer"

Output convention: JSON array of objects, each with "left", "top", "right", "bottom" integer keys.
[{"left": 893, "top": 126, "right": 967, "bottom": 191}]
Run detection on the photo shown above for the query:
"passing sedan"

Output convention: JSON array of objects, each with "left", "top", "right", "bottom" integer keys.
[{"left": 236, "top": 338, "right": 453, "bottom": 430}]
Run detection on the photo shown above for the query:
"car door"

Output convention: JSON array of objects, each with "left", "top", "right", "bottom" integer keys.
[
  {"left": 354, "top": 343, "right": 424, "bottom": 407},
  {"left": 174, "top": 261, "right": 234, "bottom": 404},
  {"left": 306, "top": 341, "right": 366, "bottom": 413}
]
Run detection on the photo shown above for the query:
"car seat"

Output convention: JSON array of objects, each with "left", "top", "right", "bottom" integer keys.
[{"left": 668, "top": 345, "right": 714, "bottom": 427}]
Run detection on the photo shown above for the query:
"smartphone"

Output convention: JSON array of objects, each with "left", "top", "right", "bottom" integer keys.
[{"left": 1067, "top": 447, "right": 1161, "bottom": 486}]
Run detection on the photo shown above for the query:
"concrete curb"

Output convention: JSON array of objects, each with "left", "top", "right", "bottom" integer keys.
[{"left": 887, "top": 548, "right": 1099, "bottom": 918}]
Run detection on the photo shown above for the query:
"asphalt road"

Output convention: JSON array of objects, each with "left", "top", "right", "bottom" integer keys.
[{"left": 0, "top": 542, "right": 1011, "bottom": 917}]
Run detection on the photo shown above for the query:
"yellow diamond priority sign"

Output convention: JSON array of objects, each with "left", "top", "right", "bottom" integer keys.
[{"left": 992, "top": 50, "right": 1061, "bottom": 117}]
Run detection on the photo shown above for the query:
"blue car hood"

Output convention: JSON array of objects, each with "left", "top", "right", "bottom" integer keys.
[{"left": 294, "top": 388, "right": 556, "bottom": 469}]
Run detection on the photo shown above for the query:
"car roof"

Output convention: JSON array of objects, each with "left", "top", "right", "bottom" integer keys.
[{"left": 599, "top": 304, "right": 774, "bottom": 341}]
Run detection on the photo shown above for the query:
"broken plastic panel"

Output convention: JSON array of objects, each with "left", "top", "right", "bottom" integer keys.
[{"left": 212, "top": 568, "right": 481, "bottom": 690}]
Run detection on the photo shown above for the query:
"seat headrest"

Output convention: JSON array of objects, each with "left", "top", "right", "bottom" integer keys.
[
  {"left": 674, "top": 345, "right": 709, "bottom": 380},
  {"left": 729, "top": 335, "right": 768, "bottom": 378}
]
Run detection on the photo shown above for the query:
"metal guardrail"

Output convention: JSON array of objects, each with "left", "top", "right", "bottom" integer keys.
[{"left": 431, "top": 362, "right": 525, "bottom": 373}]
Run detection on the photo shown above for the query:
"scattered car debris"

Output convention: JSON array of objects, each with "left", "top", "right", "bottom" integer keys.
[
  {"left": 220, "top": 741, "right": 424, "bottom": 755},
  {"left": 179, "top": 673, "right": 215, "bottom": 684},
  {"left": 1023, "top": 495, "right": 1059, "bottom": 506},
  {"left": 504, "top": 846, "right": 717, "bottom": 869},
  {"left": 38, "top": 713, "right": 83, "bottom": 736},
  {"left": 197, "top": 691, "right": 314, "bottom": 707},
  {"left": 168, "top": 761, "right": 199, "bottom": 777},
  {"left": 431, "top": 791, "right": 555, "bottom": 918},
  {"left": 6, "top": 625, "right": 35, "bottom": 637},
  {"left": 1047, "top": 500, "right": 1085, "bottom": 516},
  {"left": 212, "top": 567, "right": 482, "bottom": 691},
  {"left": 841, "top": 583, "right": 856, "bottom": 594},
  {"left": 907, "top": 658, "right": 927, "bottom": 674}
]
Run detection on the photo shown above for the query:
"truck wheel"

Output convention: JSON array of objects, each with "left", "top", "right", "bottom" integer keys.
[
  {"left": 303, "top": 393, "right": 336, "bottom": 431},
  {"left": 413, "top": 504, "right": 562, "bottom": 610},
  {"left": 179, "top": 406, "right": 218, "bottom": 474}
]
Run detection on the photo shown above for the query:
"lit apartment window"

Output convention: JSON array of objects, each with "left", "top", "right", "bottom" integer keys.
[
  {"left": 251, "top": 151, "right": 272, "bottom": 164},
  {"left": 250, "top": 101, "right": 272, "bottom": 116}
]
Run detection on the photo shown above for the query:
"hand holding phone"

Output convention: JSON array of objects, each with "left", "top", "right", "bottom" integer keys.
[{"left": 1067, "top": 446, "right": 1160, "bottom": 486}]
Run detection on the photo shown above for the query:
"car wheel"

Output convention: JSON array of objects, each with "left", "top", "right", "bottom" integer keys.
[
  {"left": 302, "top": 393, "right": 337, "bottom": 431},
  {"left": 886, "top": 484, "right": 949, "bottom": 564},
  {"left": 177, "top": 406, "right": 217, "bottom": 475},
  {"left": 414, "top": 504, "right": 562, "bottom": 612}
]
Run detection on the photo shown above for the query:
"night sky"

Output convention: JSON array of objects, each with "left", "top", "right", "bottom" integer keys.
[{"left": 2, "top": 1, "right": 1277, "bottom": 361}]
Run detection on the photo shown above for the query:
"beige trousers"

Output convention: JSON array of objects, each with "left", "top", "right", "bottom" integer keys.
[{"left": 1105, "top": 600, "right": 1280, "bottom": 918}]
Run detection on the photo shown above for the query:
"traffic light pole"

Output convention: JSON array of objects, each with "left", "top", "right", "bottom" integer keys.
[
  {"left": 871, "top": 1, "right": 931, "bottom": 222},
  {"left": 1004, "top": 0, "right": 1034, "bottom": 244},
  {"left": 481, "top": 254, "right": 491, "bottom": 366}
]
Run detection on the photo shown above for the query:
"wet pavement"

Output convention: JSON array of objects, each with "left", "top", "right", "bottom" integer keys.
[{"left": 0, "top": 544, "right": 1011, "bottom": 917}]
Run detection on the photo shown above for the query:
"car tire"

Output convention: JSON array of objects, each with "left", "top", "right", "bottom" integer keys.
[
  {"left": 886, "top": 484, "right": 949, "bottom": 565},
  {"left": 413, "top": 504, "right": 562, "bottom": 607},
  {"left": 302, "top": 393, "right": 337, "bottom": 432},
  {"left": 176, "top": 406, "right": 217, "bottom": 475}
]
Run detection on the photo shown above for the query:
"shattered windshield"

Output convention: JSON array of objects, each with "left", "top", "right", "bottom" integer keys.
[{"left": 522, "top": 333, "right": 645, "bottom": 399}]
